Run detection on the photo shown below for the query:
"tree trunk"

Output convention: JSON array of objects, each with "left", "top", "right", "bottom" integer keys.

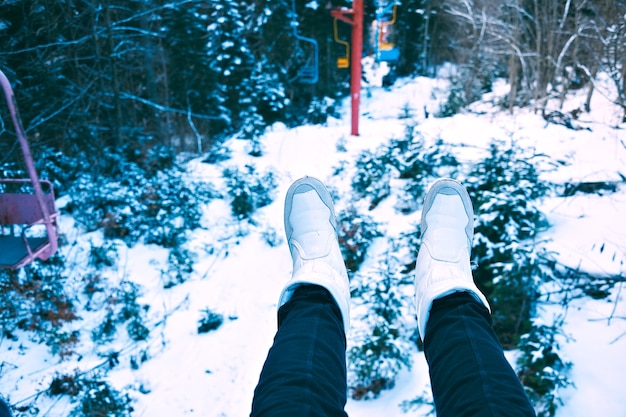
[{"left": 508, "top": 54, "right": 518, "bottom": 113}]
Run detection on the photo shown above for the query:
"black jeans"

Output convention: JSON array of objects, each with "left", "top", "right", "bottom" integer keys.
[
  {"left": 425, "top": 292, "right": 536, "bottom": 417},
  {"left": 250, "top": 285, "right": 348, "bottom": 417},
  {"left": 251, "top": 287, "right": 535, "bottom": 417},
  {"left": 0, "top": 399, "right": 11, "bottom": 417}
]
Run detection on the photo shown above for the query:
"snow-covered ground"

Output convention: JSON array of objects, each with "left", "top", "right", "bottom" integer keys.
[{"left": 1, "top": 72, "right": 625, "bottom": 416}]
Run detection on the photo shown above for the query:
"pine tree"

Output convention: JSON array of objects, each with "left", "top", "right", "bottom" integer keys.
[
  {"left": 207, "top": 0, "right": 256, "bottom": 131},
  {"left": 160, "top": 3, "right": 230, "bottom": 140}
]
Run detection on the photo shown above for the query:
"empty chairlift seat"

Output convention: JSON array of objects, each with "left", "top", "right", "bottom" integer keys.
[
  {"left": 0, "top": 68, "right": 59, "bottom": 269},
  {"left": 0, "top": 179, "right": 59, "bottom": 269}
]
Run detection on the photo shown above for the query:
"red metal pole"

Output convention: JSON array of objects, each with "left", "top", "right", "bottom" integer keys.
[
  {"left": 330, "top": 1, "right": 363, "bottom": 136},
  {"left": 350, "top": 0, "right": 363, "bottom": 136}
]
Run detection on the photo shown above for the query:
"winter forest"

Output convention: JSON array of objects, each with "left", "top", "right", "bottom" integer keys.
[{"left": 1, "top": 0, "right": 626, "bottom": 416}]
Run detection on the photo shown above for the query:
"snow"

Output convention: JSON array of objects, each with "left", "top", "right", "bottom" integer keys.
[{"left": 2, "top": 71, "right": 626, "bottom": 416}]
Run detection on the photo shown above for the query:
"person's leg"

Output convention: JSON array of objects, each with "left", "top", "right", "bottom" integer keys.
[
  {"left": 424, "top": 292, "right": 536, "bottom": 417},
  {"left": 250, "top": 285, "right": 347, "bottom": 417},
  {"left": 414, "top": 179, "right": 535, "bottom": 417},
  {"left": 0, "top": 399, "right": 12, "bottom": 417},
  {"left": 251, "top": 177, "right": 350, "bottom": 417}
]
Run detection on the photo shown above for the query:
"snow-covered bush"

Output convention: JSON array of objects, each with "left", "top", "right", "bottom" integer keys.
[
  {"left": 197, "top": 308, "right": 224, "bottom": 334},
  {"left": 0, "top": 255, "right": 79, "bottom": 356},
  {"left": 91, "top": 281, "right": 150, "bottom": 344},
  {"left": 66, "top": 165, "right": 216, "bottom": 248},
  {"left": 239, "top": 111, "right": 266, "bottom": 157},
  {"left": 437, "top": 80, "right": 467, "bottom": 117},
  {"left": 161, "top": 246, "right": 196, "bottom": 288},
  {"left": 465, "top": 140, "right": 550, "bottom": 348},
  {"left": 459, "top": 140, "right": 574, "bottom": 412},
  {"left": 307, "top": 96, "right": 339, "bottom": 125},
  {"left": 203, "top": 142, "right": 232, "bottom": 164},
  {"left": 398, "top": 102, "right": 416, "bottom": 119},
  {"left": 35, "top": 146, "right": 89, "bottom": 196},
  {"left": 89, "top": 241, "right": 119, "bottom": 268},
  {"left": 49, "top": 372, "right": 82, "bottom": 397},
  {"left": 395, "top": 136, "right": 459, "bottom": 213},
  {"left": 69, "top": 376, "right": 133, "bottom": 417},
  {"left": 517, "top": 322, "right": 571, "bottom": 417},
  {"left": 437, "top": 65, "right": 494, "bottom": 117},
  {"left": 260, "top": 227, "right": 283, "bottom": 248},
  {"left": 349, "top": 313, "right": 411, "bottom": 400},
  {"left": 222, "top": 164, "right": 278, "bottom": 220},
  {"left": 133, "top": 143, "right": 177, "bottom": 177},
  {"left": 351, "top": 126, "right": 458, "bottom": 212},
  {"left": 348, "top": 246, "right": 413, "bottom": 399},
  {"left": 336, "top": 207, "right": 382, "bottom": 276},
  {"left": 351, "top": 148, "right": 393, "bottom": 209}
]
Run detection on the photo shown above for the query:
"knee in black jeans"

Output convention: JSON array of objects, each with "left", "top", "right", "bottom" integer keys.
[
  {"left": 251, "top": 285, "right": 348, "bottom": 417},
  {"left": 425, "top": 292, "right": 536, "bottom": 417}
]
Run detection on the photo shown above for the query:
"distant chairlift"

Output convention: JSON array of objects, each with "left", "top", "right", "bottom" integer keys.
[
  {"left": 290, "top": 0, "right": 319, "bottom": 84},
  {"left": 0, "top": 69, "right": 59, "bottom": 269},
  {"left": 334, "top": 17, "right": 350, "bottom": 69},
  {"left": 374, "top": 2, "right": 400, "bottom": 63}
]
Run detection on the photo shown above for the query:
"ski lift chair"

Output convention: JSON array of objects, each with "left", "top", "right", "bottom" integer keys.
[
  {"left": 334, "top": 17, "right": 350, "bottom": 69},
  {"left": 375, "top": 3, "right": 400, "bottom": 64},
  {"left": 290, "top": 0, "right": 319, "bottom": 84},
  {"left": 291, "top": 29, "right": 319, "bottom": 84},
  {"left": 0, "top": 69, "right": 59, "bottom": 269}
]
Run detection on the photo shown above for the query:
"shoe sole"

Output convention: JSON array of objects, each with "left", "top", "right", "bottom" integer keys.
[
  {"left": 284, "top": 176, "right": 338, "bottom": 241},
  {"left": 421, "top": 178, "right": 474, "bottom": 245}
]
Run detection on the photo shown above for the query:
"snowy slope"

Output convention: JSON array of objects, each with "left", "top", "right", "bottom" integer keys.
[{"left": 1, "top": 74, "right": 625, "bottom": 417}]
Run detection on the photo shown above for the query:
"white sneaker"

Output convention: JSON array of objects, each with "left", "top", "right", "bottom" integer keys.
[
  {"left": 414, "top": 178, "right": 490, "bottom": 339},
  {"left": 278, "top": 177, "right": 350, "bottom": 335}
]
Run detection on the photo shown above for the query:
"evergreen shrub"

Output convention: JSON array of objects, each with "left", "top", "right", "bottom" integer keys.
[
  {"left": 198, "top": 308, "right": 224, "bottom": 334},
  {"left": 35, "top": 147, "right": 88, "bottom": 196},
  {"left": 438, "top": 81, "right": 467, "bottom": 117},
  {"left": 336, "top": 208, "right": 382, "bottom": 276},
  {"left": 70, "top": 377, "right": 133, "bottom": 417},
  {"left": 89, "top": 241, "right": 118, "bottom": 268},
  {"left": 465, "top": 141, "right": 550, "bottom": 348},
  {"left": 222, "top": 164, "right": 278, "bottom": 220},
  {"left": 48, "top": 330, "right": 81, "bottom": 358},
  {"left": 351, "top": 149, "right": 393, "bottom": 209},
  {"left": 126, "top": 319, "right": 150, "bottom": 342},
  {"left": 162, "top": 246, "right": 196, "bottom": 288},
  {"left": 307, "top": 97, "right": 339, "bottom": 125},
  {"left": 348, "top": 247, "right": 413, "bottom": 399},
  {"left": 350, "top": 125, "right": 458, "bottom": 212},
  {"left": 49, "top": 372, "right": 82, "bottom": 397},
  {"left": 517, "top": 323, "right": 571, "bottom": 417},
  {"left": 460, "top": 140, "right": 574, "bottom": 411},
  {"left": 91, "top": 282, "right": 150, "bottom": 344},
  {"left": 260, "top": 227, "right": 283, "bottom": 248},
  {"left": 66, "top": 164, "right": 215, "bottom": 248},
  {"left": 0, "top": 255, "right": 80, "bottom": 357},
  {"left": 437, "top": 65, "right": 493, "bottom": 117}
]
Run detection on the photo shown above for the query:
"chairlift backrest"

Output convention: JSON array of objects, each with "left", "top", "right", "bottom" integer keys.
[
  {"left": 374, "top": 2, "right": 400, "bottom": 63},
  {"left": 0, "top": 180, "right": 57, "bottom": 225}
]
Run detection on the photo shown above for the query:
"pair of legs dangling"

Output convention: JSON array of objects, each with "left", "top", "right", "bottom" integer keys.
[{"left": 250, "top": 177, "right": 536, "bottom": 417}]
